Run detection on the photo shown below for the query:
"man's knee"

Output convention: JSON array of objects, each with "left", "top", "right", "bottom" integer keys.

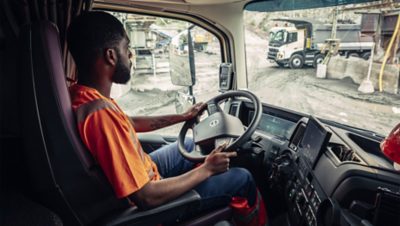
[
  {"left": 229, "top": 168, "right": 254, "bottom": 186},
  {"left": 228, "top": 168, "right": 257, "bottom": 206}
]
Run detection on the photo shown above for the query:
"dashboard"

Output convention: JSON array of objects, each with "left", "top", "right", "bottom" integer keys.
[{"left": 228, "top": 100, "right": 400, "bottom": 226}]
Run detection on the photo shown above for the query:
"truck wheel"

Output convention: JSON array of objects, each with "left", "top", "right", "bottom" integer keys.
[
  {"left": 289, "top": 54, "right": 304, "bottom": 69},
  {"left": 361, "top": 52, "right": 371, "bottom": 61},
  {"left": 313, "top": 54, "right": 324, "bottom": 68}
]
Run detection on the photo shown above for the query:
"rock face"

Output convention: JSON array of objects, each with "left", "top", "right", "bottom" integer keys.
[{"left": 327, "top": 56, "right": 400, "bottom": 94}]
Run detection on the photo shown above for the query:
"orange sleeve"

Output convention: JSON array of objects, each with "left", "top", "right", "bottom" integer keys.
[{"left": 79, "top": 108, "right": 150, "bottom": 198}]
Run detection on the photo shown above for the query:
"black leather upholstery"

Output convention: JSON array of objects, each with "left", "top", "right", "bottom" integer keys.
[
  {"left": 19, "top": 21, "right": 230, "bottom": 226},
  {"left": 98, "top": 190, "right": 201, "bottom": 226},
  {"left": 20, "top": 21, "right": 132, "bottom": 225}
]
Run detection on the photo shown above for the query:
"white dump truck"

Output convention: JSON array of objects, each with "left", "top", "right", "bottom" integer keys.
[{"left": 267, "top": 18, "right": 374, "bottom": 68}]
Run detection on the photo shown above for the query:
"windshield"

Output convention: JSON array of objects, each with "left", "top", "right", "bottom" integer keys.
[
  {"left": 244, "top": 1, "right": 400, "bottom": 137},
  {"left": 270, "top": 30, "right": 286, "bottom": 43},
  {"left": 269, "top": 31, "right": 275, "bottom": 41}
]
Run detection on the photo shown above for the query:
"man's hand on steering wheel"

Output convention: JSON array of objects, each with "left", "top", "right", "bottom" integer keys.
[
  {"left": 203, "top": 143, "right": 237, "bottom": 176},
  {"left": 182, "top": 102, "right": 207, "bottom": 120}
]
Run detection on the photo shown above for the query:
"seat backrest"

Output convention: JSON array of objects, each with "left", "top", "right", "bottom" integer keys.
[
  {"left": 19, "top": 21, "right": 232, "bottom": 226},
  {"left": 19, "top": 21, "right": 128, "bottom": 225}
]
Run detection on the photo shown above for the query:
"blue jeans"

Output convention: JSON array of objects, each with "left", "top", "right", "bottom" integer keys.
[{"left": 149, "top": 139, "right": 257, "bottom": 213}]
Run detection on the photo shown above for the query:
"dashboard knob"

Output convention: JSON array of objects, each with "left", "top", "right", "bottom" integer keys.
[{"left": 288, "top": 188, "right": 296, "bottom": 200}]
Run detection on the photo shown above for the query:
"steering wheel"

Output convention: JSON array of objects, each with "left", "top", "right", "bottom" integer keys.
[{"left": 178, "top": 90, "right": 262, "bottom": 162}]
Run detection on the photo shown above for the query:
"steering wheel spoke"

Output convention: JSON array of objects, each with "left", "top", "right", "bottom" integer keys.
[
  {"left": 191, "top": 144, "right": 205, "bottom": 157},
  {"left": 206, "top": 101, "right": 222, "bottom": 115}
]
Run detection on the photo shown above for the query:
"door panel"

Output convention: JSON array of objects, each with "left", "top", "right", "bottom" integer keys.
[{"left": 138, "top": 133, "right": 177, "bottom": 153}]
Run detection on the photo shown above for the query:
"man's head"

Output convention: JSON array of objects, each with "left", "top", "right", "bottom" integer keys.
[{"left": 67, "top": 11, "right": 132, "bottom": 84}]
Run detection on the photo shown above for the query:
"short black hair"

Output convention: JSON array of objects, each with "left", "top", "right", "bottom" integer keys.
[{"left": 67, "top": 11, "right": 126, "bottom": 78}]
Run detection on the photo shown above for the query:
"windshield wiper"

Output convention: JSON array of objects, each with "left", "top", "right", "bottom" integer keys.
[{"left": 321, "top": 119, "right": 385, "bottom": 140}]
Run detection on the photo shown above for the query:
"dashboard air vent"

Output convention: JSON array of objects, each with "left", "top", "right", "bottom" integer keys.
[{"left": 328, "top": 143, "right": 361, "bottom": 162}]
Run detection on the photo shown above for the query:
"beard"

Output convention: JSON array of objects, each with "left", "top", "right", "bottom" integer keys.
[{"left": 112, "top": 51, "right": 131, "bottom": 84}]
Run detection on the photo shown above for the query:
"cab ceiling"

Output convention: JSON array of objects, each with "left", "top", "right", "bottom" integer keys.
[{"left": 95, "top": 0, "right": 249, "bottom": 6}]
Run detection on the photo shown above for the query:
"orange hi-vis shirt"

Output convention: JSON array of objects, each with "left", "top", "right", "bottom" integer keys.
[{"left": 70, "top": 84, "right": 161, "bottom": 198}]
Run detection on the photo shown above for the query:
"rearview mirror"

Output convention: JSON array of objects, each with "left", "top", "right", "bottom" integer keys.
[{"left": 169, "top": 26, "right": 196, "bottom": 87}]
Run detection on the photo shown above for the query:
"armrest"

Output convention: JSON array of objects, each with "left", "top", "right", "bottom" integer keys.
[{"left": 98, "top": 190, "right": 201, "bottom": 226}]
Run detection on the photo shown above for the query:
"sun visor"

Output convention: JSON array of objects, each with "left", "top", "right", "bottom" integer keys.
[{"left": 245, "top": 0, "right": 381, "bottom": 12}]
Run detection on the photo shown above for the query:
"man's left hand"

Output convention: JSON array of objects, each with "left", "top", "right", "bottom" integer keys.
[{"left": 183, "top": 102, "right": 206, "bottom": 120}]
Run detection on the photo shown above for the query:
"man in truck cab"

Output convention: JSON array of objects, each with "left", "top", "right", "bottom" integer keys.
[{"left": 67, "top": 11, "right": 266, "bottom": 225}]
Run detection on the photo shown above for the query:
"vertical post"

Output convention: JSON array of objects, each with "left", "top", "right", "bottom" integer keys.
[
  {"left": 358, "top": 43, "right": 375, "bottom": 93},
  {"left": 188, "top": 86, "right": 194, "bottom": 102},
  {"left": 322, "top": 7, "right": 340, "bottom": 65},
  {"left": 367, "top": 43, "right": 375, "bottom": 81},
  {"left": 331, "top": 7, "right": 338, "bottom": 39},
  {"left": 152, "top": 51, "right": 156, "bottom": 78},
  {"left": 188, "top": 25, "right": 196, "bottom": 88},
  {"left": 375, "top": 14, "right": 382, "bottom": 55},
  {"left": 392, "top": 30, "right": 400, "bottom": 64}
]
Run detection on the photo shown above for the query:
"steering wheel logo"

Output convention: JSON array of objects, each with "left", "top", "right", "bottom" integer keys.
[{"left": 209, "top": 119, "right": 219, "bottom": 127}]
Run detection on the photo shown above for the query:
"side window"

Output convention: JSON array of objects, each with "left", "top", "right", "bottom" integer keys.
[
  {"left": 288, "top": 32, "right": 297, "bottom": 43},
  {"left": 108, "top": 12, "right": 221, "bottom": 135}
]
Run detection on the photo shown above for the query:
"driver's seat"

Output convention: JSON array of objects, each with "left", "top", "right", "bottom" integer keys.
[{"left": 19, "top": 21, "right": 231, "bottom": 225}]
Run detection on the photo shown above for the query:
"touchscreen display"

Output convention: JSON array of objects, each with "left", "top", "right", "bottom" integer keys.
[{"left": 300, "top": 117, "right": 331, "bottom": 168}]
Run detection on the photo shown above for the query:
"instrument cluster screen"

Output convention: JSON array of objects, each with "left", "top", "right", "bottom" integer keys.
[{"left": 249, "top": 111, "right": 296, "bottom": 140}]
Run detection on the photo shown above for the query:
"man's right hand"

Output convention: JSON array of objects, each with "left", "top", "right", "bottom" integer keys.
[
  {"left": 203, "top": 144, "right": 237, "bottom": 176},
  {"left": 130, "top": 143, "right": 237, "bottom": 209}
]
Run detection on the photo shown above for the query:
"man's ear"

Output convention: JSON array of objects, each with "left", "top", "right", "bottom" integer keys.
[{"left": 104, "top": 48, "right": 117, "bottom": 66}]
